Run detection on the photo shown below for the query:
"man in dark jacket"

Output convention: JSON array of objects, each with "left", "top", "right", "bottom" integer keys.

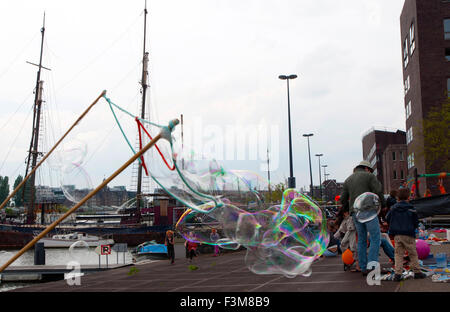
[
  {"left": 341, "top": 161, "right": 386, "bottom": 276},
  {"left": 386, "top": 188, "right": 426, "bottom": 281}
]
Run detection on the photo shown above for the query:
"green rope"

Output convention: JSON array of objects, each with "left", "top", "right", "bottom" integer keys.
[
  {"left": 419, "top": 173, "right": 449, "bottom": 178},
  {"left": 103, "top": 95, "right": 165, "bottom": 129},
  {"left": 104, "top": 96, "right": 140, "bottom": 164},
  {"left": 102, "top": 94, "right": 222, "bottom": 212}
]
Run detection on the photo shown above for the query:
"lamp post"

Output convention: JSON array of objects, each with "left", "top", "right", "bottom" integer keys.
[
  {"left": 279, "top": 74, "right": 297, "bottom": 189},
  {"left": 322, "top": 165, "right": 328, "bottom": 182},
  {"left": 315, "top": 153, "right": 323, "bottom": 201},
  {"left": 303, "top": 133, "right": 314, "bottom": 197}
]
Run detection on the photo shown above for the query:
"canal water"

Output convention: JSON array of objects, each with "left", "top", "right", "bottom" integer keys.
[{"left": 0, "top": 247, "right": 135, "bottom": 292}]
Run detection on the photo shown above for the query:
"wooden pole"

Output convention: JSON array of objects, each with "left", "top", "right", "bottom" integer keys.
[
  {"left": 0, "top": 118, "right": 178, "bottom": 273},
  {"left": 0, "top": 90, "right": 106, "bottom": 212}
]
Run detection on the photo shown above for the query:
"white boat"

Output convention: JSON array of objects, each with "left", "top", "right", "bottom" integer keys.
[{"left": 38, "top": 232, "right": 114, "bottom": 248}]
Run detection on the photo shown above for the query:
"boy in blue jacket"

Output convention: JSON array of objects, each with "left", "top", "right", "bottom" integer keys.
[{"left": 386, "top": 188, "right": 426, "bottom": 281}]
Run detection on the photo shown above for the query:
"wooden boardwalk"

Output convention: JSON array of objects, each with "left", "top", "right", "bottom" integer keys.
[
  {"left": 1, "top": 264, "right": 130, "bottom": 282},
  {"left": 6, "top": 249, "right": 448, "bottom": 292}
]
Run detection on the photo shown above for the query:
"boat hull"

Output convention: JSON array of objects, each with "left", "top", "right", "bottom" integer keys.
[
  {"left": 0, "top": 224, "right": 170, "bottom": 248},
  {"left": 0, "top": 230, "right": 34, "bottom": 250}
]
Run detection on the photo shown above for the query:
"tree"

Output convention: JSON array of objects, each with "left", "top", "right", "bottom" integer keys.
[
  {"left": 415, "top": 98, "right": 450, "bottom": 172},
  {"left": 265, "top": 182, "right": 287, "bottom": 203},
  {"left": 12, "top": 175, "right": 26, "bottom": 207},
  {"left": 0, "top": 176, "right": 10, "bottom": 207}
]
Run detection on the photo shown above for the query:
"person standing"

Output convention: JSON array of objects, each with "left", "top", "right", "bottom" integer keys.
[
  {"left": 340, "top": 161, "right": 386, "bottom": 276},
  {"left": 187, "top": 240, "right": 198, "bottom": 262},
  {"left": 210, "top": 228, "right": 220, "bottom": 257},
  {"left": 165, "top": 230, "right": 175, "bottom": 264},
  {"left": 386, "top": 188, "right": 426, "bottom": 281}
]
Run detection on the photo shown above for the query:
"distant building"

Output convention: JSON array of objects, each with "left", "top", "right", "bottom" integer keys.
[
  {"left": 381, "top": 144, "right": 408, "bottom": 193},
  {"left": 400, "top": 0, "right": 450, "bottom": 195},
  {"left": 362, "top": 127, "right": 407, "bottom": 193},
  {"left": 322, "top": 179, "right": 344, "bottom": 203}
]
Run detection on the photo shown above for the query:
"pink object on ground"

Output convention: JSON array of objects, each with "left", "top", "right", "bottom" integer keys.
[{"left": 416, "top": 239, "right": 430, "bottom": 260}]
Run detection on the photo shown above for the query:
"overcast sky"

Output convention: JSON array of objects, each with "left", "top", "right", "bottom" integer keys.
[{"left": 0, "top": 0, "right": 407, "bottom": 193}]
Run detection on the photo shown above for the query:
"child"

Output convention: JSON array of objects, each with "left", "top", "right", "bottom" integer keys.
[
  {"left": 210, "top": 229, "right": 220, "bottom": 257},
  {"left": 386, "top": 188, "right": 426, "bottom": 281},
  {"left": 187, "top": 240, "right": 198, "bottom": 262},
  {"left": 334, "top": 205, "right": 359, "bottom": 271}
]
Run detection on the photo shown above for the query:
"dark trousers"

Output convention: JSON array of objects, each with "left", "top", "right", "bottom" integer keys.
[{"left": 167, "top": 245, "right": 175, "bottom": 263}]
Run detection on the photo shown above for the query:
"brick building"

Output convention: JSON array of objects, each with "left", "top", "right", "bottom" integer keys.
[
  {"left": 400, "top": 0, "right": 450, "bottom": 195},
  {"left": 381, "top": 144, "right": 408, "bottom": 193},
  {"left": 362, "top": 128, "right": 407, "bottom": 193}
]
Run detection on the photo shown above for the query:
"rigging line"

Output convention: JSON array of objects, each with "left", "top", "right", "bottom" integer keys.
[
  {"left": 102, "top": 95, "right": 164, "bottom": 128},
  {"left": 54, "top": 13, "right": 143, "bottom": 95},
  {"left": 136, "top": 118, "right": 175, "bottom": 171},
  {"left": 111, "top": 60, "right": 142, "bottom": 92},
  {"left": 0, "top": 90, "right": 34, "bottom": 133},
  {"left": 41, "top": 88, "right": 58, "bottom": 151},
  {"left": 42, "top": 49, "right": 61, "bottom": 147},
  {"left": 81, "top": 94, "right": 142, "bottom": 171},
  {"left": 0, "top": 31, "right": 40, "bottom": 81},
  {"left": 0, "top": 104, "right": 35, "bottom": 173}
]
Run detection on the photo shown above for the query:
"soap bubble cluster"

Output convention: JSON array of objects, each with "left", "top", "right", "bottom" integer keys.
[
  {"left": 98, "top": 99, "right": 329, "bottom": 277},
  {"left": 175, "top": 185, "right": 328, "bottom": 278}
]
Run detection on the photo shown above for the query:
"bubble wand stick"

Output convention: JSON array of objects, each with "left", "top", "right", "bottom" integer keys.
[
  {"left": 0, "top": 90, "right": 107, "bottom": 212},
  {"left": 0, "top": 118, "right": 179, "bottom": 273}
]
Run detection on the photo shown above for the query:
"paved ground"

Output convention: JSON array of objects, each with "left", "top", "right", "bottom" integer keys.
[{"left": 8, "top": 241, "right": 449, "bottom": 293}]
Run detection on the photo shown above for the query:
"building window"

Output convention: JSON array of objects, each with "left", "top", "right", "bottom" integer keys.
[
  {"left": 405, "top": 100, "right": 412, "bottom": 119},
  {"left": 400, "top": 151, "right": 404, "bottom": 161},
  {"left": 392, "top": 151, "right": 396, "bottom": 161},
  {"left": 407, "top": 153, "right": 415, "bottom": 169},
  {"left": 406, "top": 127, "right": 414, "bottom": 144},
  {"left": 401, "top": 170, "right": 404, "bottom": 179},
  {"left": 404, "top": 76, "right": 410, "bottom": 95},
  {"left": 409, "top": 23, "right": 415, "bottom": 54},
  {"left": 446, "top": 48, "right": 450, "bottom": 61},
  {"left": 444, "top": 19, "right": 450, "bottom": 40},
  {"left": 393, "top": 170, "right": 397, "bottom": 179},
  {"left": 403, "top": 37, "right": 409, "bottom": 68}
]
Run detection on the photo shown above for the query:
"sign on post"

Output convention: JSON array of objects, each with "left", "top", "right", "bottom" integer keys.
[
  {"left": 101, "top": 245, "right": 111, "bottom": 255},
  {"left": 112, "top": 243, "right": 128, "bottom": 264}
]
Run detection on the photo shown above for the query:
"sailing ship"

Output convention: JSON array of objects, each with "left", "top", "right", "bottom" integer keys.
[{"left": 0, "top": 5, "right": 185, "bottom": 249}]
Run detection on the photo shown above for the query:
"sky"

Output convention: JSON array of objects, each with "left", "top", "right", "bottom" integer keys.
[{"left": 0, "top": 0, "right": 407, "bottom": 193}]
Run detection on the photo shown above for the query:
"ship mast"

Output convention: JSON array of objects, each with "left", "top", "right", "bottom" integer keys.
[
  {"left": 135, "top": 1, "right": 149, "bottom": 219},
  {"left": 24, "top": 13, "right": 50, "bottom": 224}
]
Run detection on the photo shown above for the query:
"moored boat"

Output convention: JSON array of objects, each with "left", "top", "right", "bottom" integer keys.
[
  {"left": 132, "top": 240, "right": 168, "bottom": 261},
  {"left": 38, "top": 232, "right": 114, "bottom": 248}
]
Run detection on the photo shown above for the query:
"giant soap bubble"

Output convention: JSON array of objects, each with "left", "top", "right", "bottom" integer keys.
[{"left": 102, "top": 95, "right": 329, "bottom": 277}]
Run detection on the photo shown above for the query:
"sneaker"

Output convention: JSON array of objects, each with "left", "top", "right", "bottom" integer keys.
[
  {"left": 394, "top": 274, "right": 402, "bottom": 281},
  {"left": 414, "top": 272, "right": 427, "bottom": 279}
]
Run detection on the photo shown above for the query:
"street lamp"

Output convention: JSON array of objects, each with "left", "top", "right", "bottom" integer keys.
[
  {"left": 322, "top": 164, "right": 328, "bottom": 182},
  {"left": 303, "top": 133, "right": 314, "bottom": 197},
  {"left": 279, "top": 74, "right": 298, "bottom": 188},
  {"left": 315, "top": 153, "right": 323, "bottom": 201}
]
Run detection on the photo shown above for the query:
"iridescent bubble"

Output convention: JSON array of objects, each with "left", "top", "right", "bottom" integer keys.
[
  {"left": 104, "top": 99, "right": 329, "bottom": 277},
  {"left": 69, "top": 240, "right": 92, "bottom": 263},
  {"left": 353, "top": 192, "right": 381, "bottom": 223},
  {"left": 48, "top": 138, "right": 93, "bottom": 204}
]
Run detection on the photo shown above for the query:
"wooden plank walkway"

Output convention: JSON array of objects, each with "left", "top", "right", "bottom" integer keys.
[{"left": 5, "top": 239, "right": 450, "bottom": 292}]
